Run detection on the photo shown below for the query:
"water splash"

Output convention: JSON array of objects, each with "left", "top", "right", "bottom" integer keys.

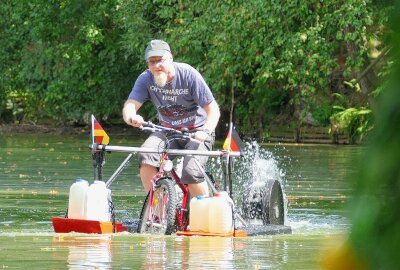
[
  {"left": 234, "top": 141, "right": 286, "bottom": 186},
  {"left": 206, "top": 141, "right": 289, "bottom": 225}
]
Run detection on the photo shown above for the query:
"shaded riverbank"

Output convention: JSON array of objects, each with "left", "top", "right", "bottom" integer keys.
[{"left": 0, "top": 123, "right": 351, "bottom": 144}]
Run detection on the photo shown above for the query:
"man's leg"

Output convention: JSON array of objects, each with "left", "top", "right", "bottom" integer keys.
[
  {"left": 137, "top": 132, "right": 166, "bottom": 193},
  {"left": 188, "top": 181, "right": 209, "bottom": 197},
  {"left": 182, "top": 138, "right": 214, "bottom": 197},
  {"left": 140, "top": 163, "right": 158, "bottom": 193}
]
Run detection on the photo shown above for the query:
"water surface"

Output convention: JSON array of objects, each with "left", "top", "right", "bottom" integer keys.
[{"left": 0, "top": 134, "right": 361, "bottom": 269}]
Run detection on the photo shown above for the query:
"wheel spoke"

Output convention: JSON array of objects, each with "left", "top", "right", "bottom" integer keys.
[{"left": 137, "top": 178, "right": 177, "bottom": 235}]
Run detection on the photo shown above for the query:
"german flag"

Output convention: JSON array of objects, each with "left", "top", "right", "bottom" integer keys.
[
  {"left": 223, "top": 127, "right": 244, "bottom": 152},
  {"left": 91, "top": 115, "right": 110, "bottom": 145}
]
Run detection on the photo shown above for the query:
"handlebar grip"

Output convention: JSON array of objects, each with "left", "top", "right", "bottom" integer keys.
[
  {"left": 140, "top": 121, "right": 183, "bottom": 134},
  {"left": 188, "top": 132, "right": 213, "bottom": 144},
  {"left": 142, "top": 121, "right": 151, "bottom": 127}
]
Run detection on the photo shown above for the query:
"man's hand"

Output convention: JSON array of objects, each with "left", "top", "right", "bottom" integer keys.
[
  {"left": 123, "top": 112, "right": 144, "bottom": 128},
  {"left": 194, "top": 130, "right": 211, "bottom": 142},
  {"left": 123, "top": 100, "right": 144, "bottom": 128}
]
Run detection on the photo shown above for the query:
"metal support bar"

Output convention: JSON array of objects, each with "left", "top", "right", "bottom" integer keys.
[
  {"left": 228, "top": 157, "right": 233, "bottom": 198},
  {"left": 234, "top": 211, "right": 248, "bottom": 227},
  {"left": 92, "top": 149, "right": 105, "bottom": 181},
  {"left": 105, "top": 153, "right": 134, "bottom": 188},
  {"left": 89, "top": 144, "right": 241, "bottom": 157}
]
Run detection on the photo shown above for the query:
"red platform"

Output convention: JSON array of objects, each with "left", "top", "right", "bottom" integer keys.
[{"left": 52, "top": 217, "right": 127, "bottom": 234}]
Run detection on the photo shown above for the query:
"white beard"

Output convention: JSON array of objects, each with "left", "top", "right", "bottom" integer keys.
[{"left": 154, "top": 72, "right": 168, "bottom": 87}]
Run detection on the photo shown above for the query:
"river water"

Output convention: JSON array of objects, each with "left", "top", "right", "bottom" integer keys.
[{"left": 0, "top": 134, "right": 361, "bottom": 269}]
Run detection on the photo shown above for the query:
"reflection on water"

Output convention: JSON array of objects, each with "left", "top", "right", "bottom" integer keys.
[
  {"left": 1, "top": 232, "right": 341, "bottom": 269},
  {"left": 0, "top": 135, "right": 361, "bottom": 268},
  {"left": 142, "top": 236, "right": 169, "bottom": 269},
  {"left": 53, "top": 235, "right": 112, "bottom": 269},
  {"left": 187, "top": 237, "right": 234, "bottom": 269}
]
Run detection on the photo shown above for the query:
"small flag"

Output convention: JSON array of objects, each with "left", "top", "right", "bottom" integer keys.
[
  {"left": 91, "top": 115, "right": 110, "bottom": 145},
  {"left": 223, "top": 126, "right": 244, "bottom": 152}
]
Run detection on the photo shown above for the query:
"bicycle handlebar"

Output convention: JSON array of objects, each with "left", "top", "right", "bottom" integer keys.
[
  {"left": 141, "top": 121, "right": 212, "bottom": 144},
  {"left": 141, "top": 121, "right": 177, "bottom": 133},
  {"left": 141, "top": 121, "right": 199, "bottom": 135}
]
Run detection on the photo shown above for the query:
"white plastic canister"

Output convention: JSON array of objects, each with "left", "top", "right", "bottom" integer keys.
[
  {"left": 189, "top": 196, "right": 211, "bottom": 232},
  {"left": 208, "top": 192, "right": 234, "bottom": 234},
  {"left": 68, "top": 178, "right": 89, "bottom": 219},
  {"left": 85, "top": 180, "right": 112, "bottom": 222}
]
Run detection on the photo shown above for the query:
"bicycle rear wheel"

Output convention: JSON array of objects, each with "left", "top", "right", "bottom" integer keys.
[
  {"left": 137, "top": 177, "right": 177, "bottom": 235},
  {"left": 242, "top": 179, "right": 285, "bottom": 225},
  {"left": 262, "top": 179, "right": 285, "bottom": 225}
]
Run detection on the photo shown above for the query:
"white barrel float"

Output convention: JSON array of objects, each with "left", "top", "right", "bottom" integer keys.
[
  {"left": 189, "top": 196, "right": 211, "bottom": 232},
  {"left": 68, "top": 178, "right": 89, "bottom": 219},
  {"left": 208, "top": 192, "right": 234, "bottom": 234},
  {"left": 85, "top": 180, "right": 112, "bottom": 222}
]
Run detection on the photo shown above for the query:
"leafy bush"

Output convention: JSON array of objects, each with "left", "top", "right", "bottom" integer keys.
[
  {"left": 330, "top": 106, "right": 373, "bottom": 143},
  {"left": 312, "top": 102, "right": 334, "bottom": 126}
]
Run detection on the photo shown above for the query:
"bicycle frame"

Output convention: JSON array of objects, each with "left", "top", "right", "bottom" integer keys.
[
  {"left": 170, "top": 166, "right": 190, "bottom": 231},
  {"left": 90, "top": 144, "right": 241, "bottom": 188},
  {"left": 145, "top": 150, "right": 191, "bottom": 231}
]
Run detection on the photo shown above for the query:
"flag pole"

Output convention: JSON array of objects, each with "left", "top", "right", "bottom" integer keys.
[
  {"left": 91, "top": 114, "right": 95, "bottom": 145},
  {"left": 91, "top": 115, "right": 106, "bottom": 181},
  {"left": 225, "top": 122, "right": 233, "bottom": 195}
]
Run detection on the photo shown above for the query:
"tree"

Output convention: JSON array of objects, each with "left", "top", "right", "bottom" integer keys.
[{"left": 0, "top": 0, "right": 393, "bottom": 142}]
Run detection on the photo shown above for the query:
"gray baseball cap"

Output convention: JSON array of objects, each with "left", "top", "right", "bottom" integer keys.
[{"left": 144, "top": 40, "right": 171, "bottom": 60}]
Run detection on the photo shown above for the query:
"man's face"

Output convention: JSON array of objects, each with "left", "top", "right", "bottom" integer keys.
[{"left": 147, "top": 56, "right": 171, "bottom": 87}]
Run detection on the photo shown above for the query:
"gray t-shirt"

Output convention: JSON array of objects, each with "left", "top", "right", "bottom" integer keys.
[{"left": 128, "top": 62, "right": 214, "bottom": 128}]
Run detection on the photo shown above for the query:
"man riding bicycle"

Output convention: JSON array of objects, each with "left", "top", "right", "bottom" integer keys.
[{"left": 122, "top": 39, "right": 220, "bottom": 197}]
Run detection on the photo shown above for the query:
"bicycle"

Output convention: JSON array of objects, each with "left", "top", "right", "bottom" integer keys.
[{"left": 90, "top": 121, "right": 243, "bottom": 235}]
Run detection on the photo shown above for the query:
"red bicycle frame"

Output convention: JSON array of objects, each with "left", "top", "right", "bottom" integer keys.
[
  {"left": 147, "top": 151, "right": 191, "bottom": 231},
  {"left": 171, "top": 168, "right": 190, "bottom": 231}
]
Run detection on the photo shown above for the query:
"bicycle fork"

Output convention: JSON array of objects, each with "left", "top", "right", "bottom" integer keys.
[
  {"left": 145, "top": 173, "right": 167, "bottom": 229},
  {"left": 171, "top": 169, "right": 190, "bottom": 231}
]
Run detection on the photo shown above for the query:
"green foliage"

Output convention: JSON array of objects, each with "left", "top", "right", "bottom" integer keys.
[
  {"left": 0, "top": 0, "right": 393, "bottom": 135},
  {"left": 312, "top": 102, "right": 334, "bottom": 126},
  {"left": 348, "top": 2, "right": 400, "bottom": 267},
  {"left": 330, "top": 106, "right": 373, "bottom": 143},
  {"left": 141, "top": 0, "right": 388, "bottom": 133},
  {"left": 372, "top": 56, "right": 396, "bottom": 98},
  {"left": 329, "top": 91, "right": 373, "bottom": 143},
  {"left": 1, "top": 90, "right": 31, "bottom": 123},
  {"left": 0, "top": 0, "right": 143, "bottom": 124}
]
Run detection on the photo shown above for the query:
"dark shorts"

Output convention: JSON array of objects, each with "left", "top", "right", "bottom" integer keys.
[{"left": 138, "top": 131, "right": 214, "bottom": 184}]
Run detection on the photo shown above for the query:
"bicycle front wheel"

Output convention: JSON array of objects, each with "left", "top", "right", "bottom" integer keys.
[{"left": 137, "top": 177, "right": 177, "bottom": 235}]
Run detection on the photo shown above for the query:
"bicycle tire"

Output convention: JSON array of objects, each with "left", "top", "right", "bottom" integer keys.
[{"left": 137, "top": 177, "right": 177, "bottom": 235}]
